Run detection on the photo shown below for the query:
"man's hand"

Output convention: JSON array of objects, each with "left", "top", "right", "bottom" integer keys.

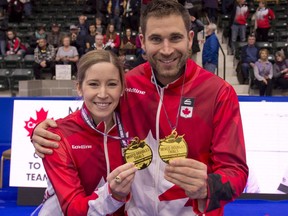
[
  {"left": 164, "top": 158, "right": 208, "bottom": 200},
  {"left": 31, "top": 119, "right": 60, "bottom": 158}
]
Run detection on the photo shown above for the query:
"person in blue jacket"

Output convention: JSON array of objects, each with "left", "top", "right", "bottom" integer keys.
[{"left": 202, "top": 23, "right": 219, "bottom": 74}]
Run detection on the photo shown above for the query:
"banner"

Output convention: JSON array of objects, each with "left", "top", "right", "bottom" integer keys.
[
  {"left": 9, "top": 100, "right": 288, "bottom": 194},
  {"left": 10, "top": 100, "right": 83, "bottom": 188}
]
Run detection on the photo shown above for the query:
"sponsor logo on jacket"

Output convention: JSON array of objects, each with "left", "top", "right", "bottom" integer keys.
[
  {"left": 72, "top": 145, "right": 92, "bottom": 149},
  {"left": 125, "top": 88, "right": 146, "bottom": 95}
]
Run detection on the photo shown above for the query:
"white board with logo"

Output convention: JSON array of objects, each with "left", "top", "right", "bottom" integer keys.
[
  {"left": 10, "top": 100, "right": 83, "bottom": 188},
  {"left": 55, "top": 64, "right": 71, "bottom": 80}
]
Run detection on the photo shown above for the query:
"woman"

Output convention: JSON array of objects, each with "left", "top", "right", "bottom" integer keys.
[
  {"left": 253, "top": 48, "right": 273, "bottom": 96},
  {"left": 55, "top": 35, "right": 79, "bottom": 78},
  {"left": 6, "top": 29, "right": 26, "bottom": 55},
  {"left": 255, "top": 0, "right": 275, "bottom": 42},
  {"left": 120, "top": 28, "right": 136, "bottom": 55},
  {"left": 32, "top": 50, "right": 137, "bottom": 215},
  {"left": 103, "top": 23, "right": 120, "bottom": 54},
  {"left": 273, "top": 50, "right": 288, "bottom": 90}
]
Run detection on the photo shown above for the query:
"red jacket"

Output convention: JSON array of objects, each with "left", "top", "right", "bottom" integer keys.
[
  {"left": 256, "top": 7, "right": 275, "bottom": 29},
  {"left": 41, "top": 109, "right": 125, "bottom": 215},
  {"left": 120, "top": 59, "right": 248, "bottom": 215}
]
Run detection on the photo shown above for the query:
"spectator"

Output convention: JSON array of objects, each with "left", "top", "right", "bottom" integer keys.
[
  {"left": 122, "top": 0, "right": 141, "bottom": 31},
  {"left": 28, "top": 26, "right": 47, "bottom": 54},
  {"left": 69, "top": 24, "right": 86, "bottom": 57},
  {"left": 46, "top": 23, "right": 64, "bottom": 50},
  {"left": 221, "top": 0, "right": 234, "bottom": 15},
  {"left": 88, "top": 34, "right": 105, "bottom": 52},
  {"left": 253, "top": 48, "right": 273, "bottom": 96},
  {"left": 202, "top": 23, "right": 220, "bottom": 73},
  {"left": 20, "top": 0, "right": 32, "bottom": 17},
  {"left": 254, "top": 0, "right": 275, "bottom": 42},
  {"left": 107, "top": 0, "right": 124, "bottom": 32},
  {"left": 202, "top": 0, "right": 218, "bottom": 24},
  {"left": 85, "top": 23, "right": 97, "bottom": 51},
  {"left": 7, "top": 0, "right": 23, "bottom": 23},
  {"left": 118, "top": 48, "right": 132, "bottom": 72},
  {"left": 273, "top": 50, "right": 288, "bottom": 90},
  {"left": 135, "top": 25, "right": 142, "bottom": 57},
  {"left": 240, "top": 34, "right": 259, "bottom": 84},
  {"left": 55, "top": 35, "right": 79, "bottom": 78},
  {"left": 33, "top": 38, "right": 55, "bottom": 80},
  {"left": 95, "top": 15, "right": 106, "bottom": 35},
  {"left": 76, "top": 15, "right": 89, "bottom": 37},
  {"left": 0, "top": 10, "right": 8, "bottom": 55},
  {"left": 188, "top": 8, "right": 204, "bottom": 61},
  {"left": 130, "top": 50, "right": 147, "bottom": 69},
  {"left": 0, "top": 0, "right": 8, "bottom": 14},
  {"left": 6, "top": 29, "right": 26, "bottom": 56},
  {"left": 230, "top": 0, "right": 249, "bottom": 54},
  {"left": 103, "top": 23, "right": 120, "bottom": 54},
  {"left": 120, "top": 27, "right": 136, "bottom": 55}
]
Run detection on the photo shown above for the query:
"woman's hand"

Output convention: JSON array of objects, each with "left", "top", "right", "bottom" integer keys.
[{"left": 107, "top": 163, "right": 138, "bottom": 201}]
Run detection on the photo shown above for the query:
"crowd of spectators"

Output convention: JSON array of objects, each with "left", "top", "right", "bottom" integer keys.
[{"left": 0, "top": 0, "right": 287, "bottom": 95}]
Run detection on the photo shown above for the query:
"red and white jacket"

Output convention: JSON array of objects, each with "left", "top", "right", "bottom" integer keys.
[
  {"left": 120, "top": 59, "right": 248, "bottom": 215},
  {"left": 256, "top": 7, "right": 275, "bottom": 29},
  {"left": 38, "top": 110, "right": 125, "bottom": 216}
]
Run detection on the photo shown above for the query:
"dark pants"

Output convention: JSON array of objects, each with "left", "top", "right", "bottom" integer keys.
[
  {"left": 241, "top": 62, "right": 252, "bottom": 80},
  {"left": 276, "top": 77, "right": 288, "bottom": 90},
  {"left": 33, "top": 61, "right": 55, "bottom": 80},
  {"left": 255, "top": 79, "right": 273, "bottom": 96},
  {"left": 256, "top": 28, "right": 270, "bottom": 42}
]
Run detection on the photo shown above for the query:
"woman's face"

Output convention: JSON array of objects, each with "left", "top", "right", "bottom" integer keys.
[
  {"left": 7, "top": 31, "right": 14, "bottom": 39},
  {"left": 77, "top": 62, "right": 123, "bottom": 126},
  {"left": 63, "top": 37, "right": 71, "bottom": 46},
  {"left": 260, "top": 51, "right": 268, "bottom": 60},
  {"left": 109, "top": 24, "right": 115, "bottom": 33},
  {"left": 276, "top": 55, "right": 283, "bottom": 62}
]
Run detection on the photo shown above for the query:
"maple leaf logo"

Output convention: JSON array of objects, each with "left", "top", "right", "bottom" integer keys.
[
  {"left": 182, "top": 108, "right": 191, "bottom": 116},
  {"left": 24, "top": 108, "right": 49, "bottom": 137}
]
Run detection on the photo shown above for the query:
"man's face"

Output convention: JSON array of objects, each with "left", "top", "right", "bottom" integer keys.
[
  {"left": 95, "top": 35, "right": 103, "bottom": 46},
  {"left": 89, "top": 25, "right": 96, "bottom": 33},
  {"left": 52, "top": 26, "right": 59, "bottom": 32},
  {"left": 79, "top": 16, "right": 86, "bottom": 24},
  {"left": 38, "top": 39, "right": 47, "bottom": 48},
  {"left": 140, "top": 15, "right": 193, "bottom": 85},
  {"left": 247, "top": 36, "right": 256, "bottom": 46}
]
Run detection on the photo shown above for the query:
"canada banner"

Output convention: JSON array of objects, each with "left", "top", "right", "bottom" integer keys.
[
  {"left": 8, "top": 99, "right": 288, "bottom": 194},
  {"left": 10, "top": 100, "right": 83, "bottom": 188}
]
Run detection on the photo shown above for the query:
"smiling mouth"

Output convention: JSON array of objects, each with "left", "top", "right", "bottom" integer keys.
[
  {"left": 94, "top": 102, "right": 111, "bottom": 108},
  {"left": 159, "top": 58, "right": 177, "bottom": 64}
]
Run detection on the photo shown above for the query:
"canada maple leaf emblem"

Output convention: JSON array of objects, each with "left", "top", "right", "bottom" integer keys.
[
  {"left": 182, "top": 108, "right": 191, "bottom": 116},
  {"left": 24, "top": 108, "right": 49, "bottom": 137}
]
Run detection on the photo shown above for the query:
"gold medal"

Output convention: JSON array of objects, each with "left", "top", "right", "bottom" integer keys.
[
  {"left": 124, "top": 137, "right": 153, "bottom": 170},
  {"left": 158, "top": 130, "right": 188, "bottom": 163}
]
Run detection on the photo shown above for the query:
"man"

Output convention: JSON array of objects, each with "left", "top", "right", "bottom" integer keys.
[
  {"left": 240, "top": 34, "right": 259, "bottom": 84},
  {"left": 87, "top": 34, "right": 105, "bottom": 52},
  {"left": 85, "top": 23, "right": 97, "bottom": 51},
  {"left": 122, "top": 0, "right": 141, "bottom": 31},
  {"left": 46, "top": 23, "right": 64, "bottom": 50},
  {"left": 76, "top": 15, "right": 89, "bottom": 37},
  {"left": 202, "top": 23, "right": 220, "bottom": 73},
  {"left": 69, "top": 24, "right": 86, "bottom": 57},
  {"left": 33, "top": 38, "right": 55, "bottom": 79},
  {"left": 32, "top": 1, "right": 248, "bottom": 215}
]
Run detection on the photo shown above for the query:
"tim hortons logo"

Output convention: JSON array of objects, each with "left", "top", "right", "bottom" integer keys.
[{"left": 24, "top": 108, "right": 50, "bottom": 137}]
